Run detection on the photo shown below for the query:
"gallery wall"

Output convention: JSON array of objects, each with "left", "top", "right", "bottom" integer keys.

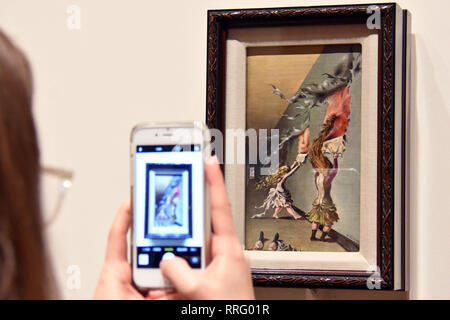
[{"left": 0, "top": 0, "right": 447, "bottom": 299}]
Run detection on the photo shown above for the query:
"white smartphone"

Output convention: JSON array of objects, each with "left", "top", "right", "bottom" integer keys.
[{"left": 130, "top": 122, "right": 211, "bottom": 290}]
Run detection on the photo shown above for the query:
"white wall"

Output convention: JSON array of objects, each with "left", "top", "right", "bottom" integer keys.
[{"left": 0, "top": 0, "right": 448, "bottom": 299}]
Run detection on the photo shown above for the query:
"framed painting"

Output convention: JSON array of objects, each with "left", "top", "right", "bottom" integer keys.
[{"left": 206, "top": 3, "right": 410, "bottom": 289}]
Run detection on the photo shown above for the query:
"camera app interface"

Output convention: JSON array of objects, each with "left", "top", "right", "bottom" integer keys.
[{"left": 135, "top": 144, "right": 203, "bottom": 268}]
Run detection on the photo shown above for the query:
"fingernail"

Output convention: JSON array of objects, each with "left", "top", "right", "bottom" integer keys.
[{"left": 207, "top": 155, "right": 219, "bottom": 165}]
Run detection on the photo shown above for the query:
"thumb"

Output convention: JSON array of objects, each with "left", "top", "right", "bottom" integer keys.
[{"left": 160, "top": 257, "right": 199, "bottom": 297}]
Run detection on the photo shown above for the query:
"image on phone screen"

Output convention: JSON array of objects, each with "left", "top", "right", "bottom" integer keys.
[
  {"left": 134, "top": 144, "right": 203, "bottom": 269},
  {"left": 145, "top": 164, "right": 192, "bottom": 239}
]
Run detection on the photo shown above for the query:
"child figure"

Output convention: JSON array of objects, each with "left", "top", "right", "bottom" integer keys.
[
  {"left": 253, "top": 152, "right": 307, "bottom": 220},
  {"left": 253, "top": 128, "right": 310, "bottom": 220}
]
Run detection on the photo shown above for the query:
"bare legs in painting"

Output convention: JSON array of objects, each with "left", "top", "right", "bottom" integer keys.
[
  {"left": 272, "top": 127, "right": 310, "bottom": 220},
  {"left": 253, "top": 162, "right": 304, "bottom": 220},
  {"left": 272, "top": 205, "right": 301, "bottom": 220}
]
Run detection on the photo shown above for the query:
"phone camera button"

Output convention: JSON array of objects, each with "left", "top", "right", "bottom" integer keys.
[{"left": 161, "top": 252, "right": 175, "bottom": 261}]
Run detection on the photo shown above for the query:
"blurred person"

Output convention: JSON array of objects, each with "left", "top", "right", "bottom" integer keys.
[
  {"left": 0, "top": 29, "right": 253, "bottom": 300},
  {"left": 0, "top": 29, "right": 54, "bottom": 299}
]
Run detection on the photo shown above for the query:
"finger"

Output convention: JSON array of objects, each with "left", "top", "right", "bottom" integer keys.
[
  {"left": 159, "top": 257, "right": 198, "bottom": 297},
  {"left": 147, "top": 291, "right": 183, "bottom": 300},
  {"left": 147, "top": 290, "right": 170, "bottom": 300},
  {"left": 105, "top": 198, "right": 131, "bottom": 262},
  {"left": 157, "top": 292, "right": 183, "bottom": 300},
  {"left": 205, "top": 157, "right": 236, "bottom": 236}
]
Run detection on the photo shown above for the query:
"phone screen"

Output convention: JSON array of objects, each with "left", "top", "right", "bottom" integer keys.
[{"left": 134, "top": 144, "right": 204, "bottom": 269}]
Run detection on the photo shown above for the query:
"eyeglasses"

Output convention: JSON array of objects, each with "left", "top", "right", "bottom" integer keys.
[{"left": 41, "top": 166, "right": 74, "bottom": 226}]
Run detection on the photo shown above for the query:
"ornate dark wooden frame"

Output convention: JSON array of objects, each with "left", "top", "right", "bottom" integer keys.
[{"left": 206, "top": 3, "right": 406, "bottom": 289}]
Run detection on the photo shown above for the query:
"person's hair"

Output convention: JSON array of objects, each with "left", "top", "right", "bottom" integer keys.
[
  {"left": 309, "top": 116, "right": 337, "bottom": 170},
  {"left": 0, "top": 30, "right": 52, "bottom": 299},
  {"left": 255, "top": 165, "right": 290, "bottom": 191}
]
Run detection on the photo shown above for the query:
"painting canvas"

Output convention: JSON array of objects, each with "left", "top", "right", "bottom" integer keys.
[{"left": 245, "top": 44, "right": 362, "bottom": 253}]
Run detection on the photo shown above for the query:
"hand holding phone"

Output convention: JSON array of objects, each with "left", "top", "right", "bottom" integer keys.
[
  {"left": 131, "top": 122, "right": 211, "bottom": 289},
  {"left": 155, "top": 157, "right": 255, "bottom": 300},
  {"left": 94, "top": 122, "right": 253, "bottom": 299},
  {"left": 94, "top": 158, "right": 254, "bottom": 300}
]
